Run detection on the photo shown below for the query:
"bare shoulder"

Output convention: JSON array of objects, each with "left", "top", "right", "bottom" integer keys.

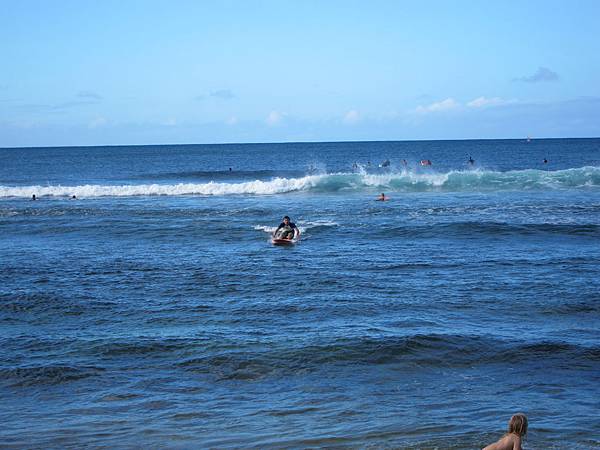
[{"left": 483, "top": 434, "right": 519, "bottom": 450}]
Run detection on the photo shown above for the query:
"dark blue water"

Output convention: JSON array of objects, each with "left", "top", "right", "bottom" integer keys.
[{"left": 1, "top": 139, "right": 599, "bottom": 448}]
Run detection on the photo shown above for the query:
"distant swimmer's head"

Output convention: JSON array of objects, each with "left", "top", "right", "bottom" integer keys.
[{"left": 508, "top": 413, "right": 528, "bottom": 436}]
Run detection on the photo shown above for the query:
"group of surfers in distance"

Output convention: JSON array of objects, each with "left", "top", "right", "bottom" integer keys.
[{"left": 352, "top": 155, "right": 549, "bottom": 172}]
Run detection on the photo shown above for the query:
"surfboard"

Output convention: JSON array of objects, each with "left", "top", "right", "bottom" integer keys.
[{"left": 271, "top": 238, "right": 295, "bottom": 245}]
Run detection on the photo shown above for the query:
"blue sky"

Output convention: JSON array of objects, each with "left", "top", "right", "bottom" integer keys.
[{"left": 1, "top": 0, "right": 599, "bottom": 147}]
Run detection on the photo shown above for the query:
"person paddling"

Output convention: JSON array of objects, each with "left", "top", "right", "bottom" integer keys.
[
  {"left": 273, "top": 216, "right": 300, "bottom": 240},
  {"left": 376, "top": 193, "right": 387, "bottom": 201}
]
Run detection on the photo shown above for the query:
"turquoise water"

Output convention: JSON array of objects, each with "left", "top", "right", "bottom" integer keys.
[{"left": 1, "top": 139, "right": 599, "bottom": 448}]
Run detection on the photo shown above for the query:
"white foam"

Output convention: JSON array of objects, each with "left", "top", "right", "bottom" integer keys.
[
  {"left": 0, "top": 176, "right": 324, "bottom": 198},
  {"left": 254, "top": 220, "right": 337, "bottom": 235},
  {"left": 1, "top": 166, "right": 598, "bottom": 198}
]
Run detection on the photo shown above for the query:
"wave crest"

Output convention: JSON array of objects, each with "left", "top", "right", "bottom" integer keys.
[{"left": 1, "top": 166, "right": 599, "bottom": 198}]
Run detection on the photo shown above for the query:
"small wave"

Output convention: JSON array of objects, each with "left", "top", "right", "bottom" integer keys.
[
  {"left": 2, "top": 166, "right": 599, "bottom": 198},
  {"left": 254, "top": 220, "right": 338, "bottom": 235},
  {"left": 0, "top": 365, "right": 104, "bottom": 387},
  {"left": 0, "top": 292, "right": 116, "bottom": 315},
  {"left": 177, "top": 334, "right": 599, "bottom": 381},
  {"left": 370, "top": 221, "right": 600, "bottom": 239},
  {"left": 135, "top": 169, "right": 306, "bottom": 180}
]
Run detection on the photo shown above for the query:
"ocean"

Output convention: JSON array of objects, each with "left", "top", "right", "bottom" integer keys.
[{"left": 1, "top": 139, "right": 599, "bottom": 449}]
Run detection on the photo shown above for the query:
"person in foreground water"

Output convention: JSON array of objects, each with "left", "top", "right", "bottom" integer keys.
[
  {"left": 273, "top": 216, "right": 300, "bottom": 240},
  {"left": 483, "top": 413, "right": 528, "bottom": 450},
  {"left": 376, "top": 193, "right": 387, "bottom": 201}
]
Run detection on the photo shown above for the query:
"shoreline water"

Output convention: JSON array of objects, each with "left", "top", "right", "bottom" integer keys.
[{"left": 1, "top": 139, "right": 599, "bottom": 448}]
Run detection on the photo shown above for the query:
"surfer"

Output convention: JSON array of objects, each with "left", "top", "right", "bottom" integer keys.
[
  {"left": 376, "top": 193, "right": 387, "bottom": 201},
  {"left": 380, "top": 159, "right": 390, "bottom": 168},
  {"left": 483, "top": 413, "right": 528, "bottom": 450},
  {"left": 543, "top": 158, "right": 548, "bottom": 164},
  {"left": 273, "top": 216, "right": 300, "bottom": 240},
  {"left": 420, "top": 159, "right": 432, "bottom": 166},
  {"left": 468, "top": 156, "right": 475, "bottom": 165},
  {"left": 32, "top": 194, "right": 37, "bottom": 201}
]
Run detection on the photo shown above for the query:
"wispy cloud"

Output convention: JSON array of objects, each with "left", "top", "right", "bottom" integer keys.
[
  {"left": 467, "top": 96, "right": 516, "bottom": 108},
  {"left": 161, "top": 118, "right": 177, "bottom": 127},
  {"left": 195, "top": 89, "right": 236, "bottom": 101},
  {"left": 88, "top": 117, "right": 108, "bottom": 129},
  {"left": 265, "top": 110, "right": 285, "bottom": 126},
  {"left": 77, "top": 90, "right": 103, "bottom": 100},
  {"left": 343, "top": 109, "right": 360, "bottom": 124},
  {"left": 225, "top": 115, "right": 238, "bottom": 125},
  {"left": 415, "top": 98, "right": 459, "bottom": 114},
  {"left": 16, "top": 100, "right": 99, "bottom": 113},
  {"left": 210, "top": 89, "right": 235, "bottom": 100},
  {"left": 513, "top": 67, "right": 559, "bottom": 83}
]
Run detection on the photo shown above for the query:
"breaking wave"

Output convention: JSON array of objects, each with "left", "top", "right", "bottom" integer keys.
[{"left": 1, "top": 166, "right": 599, "bottom": 198}]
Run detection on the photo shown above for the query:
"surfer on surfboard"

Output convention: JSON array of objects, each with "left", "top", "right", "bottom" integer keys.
[{"left": 273, "top": 216, "right": 300, "bottom": 241}]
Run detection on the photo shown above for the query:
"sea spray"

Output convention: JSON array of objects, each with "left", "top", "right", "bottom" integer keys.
[{"left": 2, "top": 167, "right": 599, "bottom": 198}]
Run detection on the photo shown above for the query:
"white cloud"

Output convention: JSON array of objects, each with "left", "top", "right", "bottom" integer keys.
[
  {"left": 415, "top": 98, "right": 460, "bottom": 114},
  {"left": 343, "top": 109, "right": 360, "bottom": 124},
  {"left": 162, "top": 118, "right": 177, "bottom": 126},
  {"left": 266, "top": 110, "right": 285, "bottom": 126},
  {"left": 88, "top": 117, "right": 107, "bottom": 129},
  {"left": 467, "top": 96, "right": 516, "bottom": 108}
]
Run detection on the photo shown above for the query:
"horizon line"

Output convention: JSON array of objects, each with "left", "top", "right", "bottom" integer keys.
[{"left": 1, "top": 135, "right": 599, "bottom": 151}]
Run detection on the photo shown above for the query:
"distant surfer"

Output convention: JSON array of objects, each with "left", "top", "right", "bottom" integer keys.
[
  {"left": 401, "top": 159, "right": 408, "bottom": 167},
  {"left": 376, "top": 193, "right": 387, "bottom": 201},
  {"left": 380, "top": 159, "right": 390, "bottom": 168},
  {"left": 273, "top": 216, "right": 300, "bottom": 241},
  {"left": 543, "top": 158, "right": 548, "bottom": 164},
  {"left": 468, "top": 156, "right": 475, "bottom": 165},
  {"left": 31, "top": 194, "right": 37, "bottom": 201},
  {"left": 420, "top": 159, "right": 432, "bottom": 166}
]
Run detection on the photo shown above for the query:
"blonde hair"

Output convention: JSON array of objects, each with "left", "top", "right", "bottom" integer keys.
[{"left": 508, "top": 413, "right": 528, "bottom": 436}]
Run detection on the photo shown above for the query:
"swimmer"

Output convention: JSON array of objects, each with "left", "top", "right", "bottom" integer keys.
[
  {"left": 420, "top": 159, "right": 432, "bottom": 166},
  {"left": 32, "top": 194, "right": 37, "bottom": 201},
  {"left": 543, "top": 158, "right": 548, "bottom": 164},
  {"left": 483, "top": 413, "right": 528, "bottom": 450},
  {"left": 468, "top": 156, "right": 475, "bottom": 165},
  {"left": 376, "top": 193, "right": 387, "bottom": 201}
]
